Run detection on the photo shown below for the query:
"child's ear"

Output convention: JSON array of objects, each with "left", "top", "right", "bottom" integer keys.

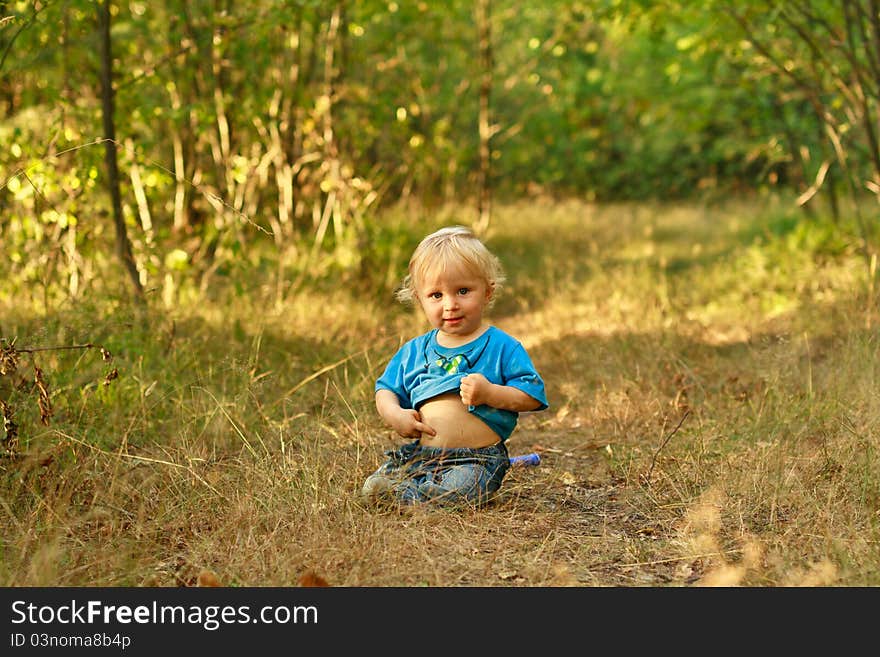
[{"left": 485, "top": 281, "right": 495, "bottom": 301}]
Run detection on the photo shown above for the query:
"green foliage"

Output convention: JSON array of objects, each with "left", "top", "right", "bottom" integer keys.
[{"left": 2, "top": 0, "right": 878, "bottom": 309}]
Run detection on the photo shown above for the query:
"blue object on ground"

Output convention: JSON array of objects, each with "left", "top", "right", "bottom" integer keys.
[{"left": 509, "top": 453, "right": 541, "bottom": 466}]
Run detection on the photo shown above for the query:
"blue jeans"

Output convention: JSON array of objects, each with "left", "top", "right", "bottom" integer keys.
[{"left": 365, "top": 440, "right": 509, "bottom": 506}]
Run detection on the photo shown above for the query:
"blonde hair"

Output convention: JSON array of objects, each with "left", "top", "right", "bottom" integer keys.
[{"left": 396, "top": 226, "right": 505, "bottom": 306}]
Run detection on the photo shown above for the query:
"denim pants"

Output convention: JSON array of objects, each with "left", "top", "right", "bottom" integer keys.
[{"left": 365, "top": 440, "right": 510, "bottom": 506}]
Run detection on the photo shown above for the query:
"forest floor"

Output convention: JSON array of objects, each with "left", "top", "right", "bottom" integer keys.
[{"left": 1, "top": 196, "right": 878, "bottom": 587}]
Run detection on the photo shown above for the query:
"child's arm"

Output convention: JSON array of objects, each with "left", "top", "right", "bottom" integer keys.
[
  {"left": 459, "top": 373, "right": 543, "bottom": 412},
  {"left": 375, "top": 389, "right": 437, "bottom": 438}
]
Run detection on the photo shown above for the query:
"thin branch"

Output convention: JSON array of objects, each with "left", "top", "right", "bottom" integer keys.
[
  {"left": 13, "top": 342, "right": 107, "bottom": 355},
  {"left": 842, "top": 0, "right": 880, "bottom": 177},
  {"left": 870, "top": 0, "right": 880, "bottom": 94},
  {"left": 851, "top": 0, "right": 880, "bottom": 89},
  {"left": 646, "top": 410, "right": 690, "bottom": 484},
  {"left": 0, "top": 1, "right": 51, "bottom": 76},
  {"left": 724, "top": 5, "right": 819, "bottom": 95}
]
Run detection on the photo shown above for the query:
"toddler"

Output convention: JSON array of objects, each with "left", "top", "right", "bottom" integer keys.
[{"left": 362, "top": 225, "right": 548, "bottom": 506}]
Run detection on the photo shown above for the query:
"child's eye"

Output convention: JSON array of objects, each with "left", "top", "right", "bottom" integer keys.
[
  {"left": 458, "top": 288, "right": 470, "bottom": 295},
  {"left": 429, "top": 292, "right": 442, "bottom": 300}
]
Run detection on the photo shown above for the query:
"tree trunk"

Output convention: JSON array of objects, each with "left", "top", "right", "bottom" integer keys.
[
  {"left": 98, "top": 0, "right": 143, "bottom": 299},
  {"left": 475, "top": 0, "right": 493, "bottom": 233}
]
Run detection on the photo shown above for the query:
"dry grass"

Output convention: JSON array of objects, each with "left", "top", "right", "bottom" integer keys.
[{"left": 1, "top": 196, "right": 878, "bottom": 587}]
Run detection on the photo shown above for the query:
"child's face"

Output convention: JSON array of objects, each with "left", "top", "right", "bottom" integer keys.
[{"left": 416, "top": 265, "right": 492, "bottom": 343}]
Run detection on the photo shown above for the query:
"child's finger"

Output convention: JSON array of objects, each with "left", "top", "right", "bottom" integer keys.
[{"left": 416, "top": 420, "right": 436, "bottom": 436}]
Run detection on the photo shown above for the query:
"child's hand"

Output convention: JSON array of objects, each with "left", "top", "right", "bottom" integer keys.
[
  {"left": 460, "top": 373, "right": 492, "bottom": 407},
  {"left": 391, "top": 408, "right": 436, "bottom": 438}
]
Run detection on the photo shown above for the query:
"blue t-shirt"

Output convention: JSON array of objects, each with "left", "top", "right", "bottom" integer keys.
[{"left": 375, "top": 326, "right": 548, "bottom": 441}]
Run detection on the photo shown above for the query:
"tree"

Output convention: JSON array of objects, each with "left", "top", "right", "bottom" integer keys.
[
  {"left": 98, "top": 0, "right": 143, "bottom": 299},
  {"left": 475, "top": 0, "right": 493, "bottom": 232},
  {"left": 720, "top": 0, "right": 879, "bottom": 261}
]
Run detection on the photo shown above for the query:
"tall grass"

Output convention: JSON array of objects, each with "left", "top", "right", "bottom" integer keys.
[{"left": 1, "top": 195, "right": 878, "bottom": 586}]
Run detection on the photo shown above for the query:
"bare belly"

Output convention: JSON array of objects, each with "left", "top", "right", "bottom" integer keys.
[{"left": 418, "top": 392, "right": 500, "bottom": 448}]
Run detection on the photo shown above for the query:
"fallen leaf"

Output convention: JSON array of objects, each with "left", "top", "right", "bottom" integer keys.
[
  {"left": 196, "top": 570, "right": 221, "bottom": 587},
  {"left": 299, "top": 571, "right": 330, "bottom": 587}
]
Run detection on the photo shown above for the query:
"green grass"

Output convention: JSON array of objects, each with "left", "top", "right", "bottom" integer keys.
[{"left": 1, "top": 195, "right": 878, "bottom": 586}]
